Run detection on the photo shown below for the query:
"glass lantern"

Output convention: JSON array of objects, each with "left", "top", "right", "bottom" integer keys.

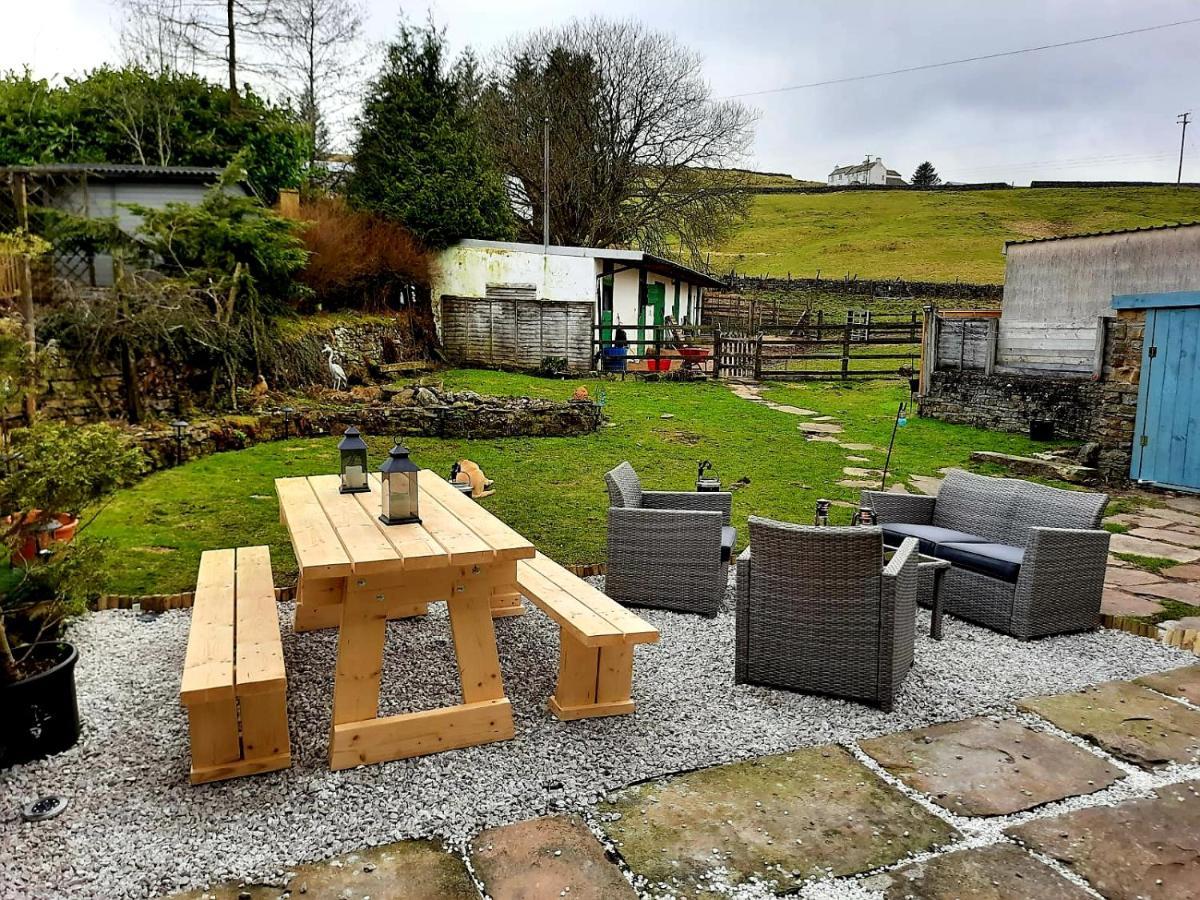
[
  {"left": 379, "top": 441, "right": 420, "bottom": 525},
  {"left": 338, "top": 426, "right": 369, "bottom": 494}
]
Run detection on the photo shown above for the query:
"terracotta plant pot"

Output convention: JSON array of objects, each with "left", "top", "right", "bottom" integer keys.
[{"left": 7, "top": 511, "right": 79, "bottom": 566}]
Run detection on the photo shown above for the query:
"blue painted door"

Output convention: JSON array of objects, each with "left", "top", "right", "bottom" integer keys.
[{"left": 1132, "top": 306, "right": 1200, "bottom": 492}]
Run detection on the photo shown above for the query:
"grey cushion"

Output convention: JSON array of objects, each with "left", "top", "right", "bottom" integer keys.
[
  {"left": 938, "top": 542, "right": 1024, "bottom": 584},
  {"left": 881, "top": 523, "right": 989, "bottom": 555},
  {"left": 721, "top": 526, "right": 737, "bottom": 563}
]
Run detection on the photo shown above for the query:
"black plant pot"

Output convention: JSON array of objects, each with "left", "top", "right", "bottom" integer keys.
[{"left": 1, "top": 642, "right": 81, "bottom": 768}]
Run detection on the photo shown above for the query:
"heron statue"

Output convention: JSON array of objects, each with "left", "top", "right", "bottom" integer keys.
[{"left": 322, "top": 344, "right": 348, "bottom": 391}]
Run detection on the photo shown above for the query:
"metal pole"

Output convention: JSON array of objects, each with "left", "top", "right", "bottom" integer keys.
[
  {"left": 542, "top": 116, "right": 550, "bottom": 251},
  {"left": 1178, "top": 112, "right": 1191, "bottom": 185}
]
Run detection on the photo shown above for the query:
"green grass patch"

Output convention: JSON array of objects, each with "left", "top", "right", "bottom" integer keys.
[
  {"left": 1103, "top": 522, "right": 1131, "bottom": 534},
  {"left": 1113, "top": 553, "right": 1180, "bottom": 576},
  {"left": 1147, "top": 599, "right": 1200, "bottom": 626},
  {"left": 712, "top": 187, "right": 1200, "bottom": 282},
  {"left": 88, "top": 369, "right": 1050, "bottom": 594}
]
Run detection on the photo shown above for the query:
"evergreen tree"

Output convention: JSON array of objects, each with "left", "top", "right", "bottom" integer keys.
[
  {"left": 349, "top": 22, "right": 513, "bottom": 248},
  {"left": 911, "top": 161, "right": 941, "bottom": 188}
]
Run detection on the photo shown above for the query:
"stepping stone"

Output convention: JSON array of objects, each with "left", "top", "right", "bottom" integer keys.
[
  {"left": 846, "top": 455, "right": 872, "bottom": 462},
  {"left": 1135, "top": 665, "right": 1200, "bottom": 703},
  {"left": 1108, "top": 555, "right": 1131, "bottom": 568},
  {"left": 1109, "top": 534, "right": 1200, "bottom": 563},
  {"left": 1130, "top": 527, "right": 1200, "bottom": 549},
  {"left": 1018, "top": 681, "right": 1200, "bottom": 769},
  {"left": 597, "top": 746, "right": 957, "bottom": 896},
  {"left": 1101, "top": 587, "right": 1164, "bottom": 617},
  {"left": 812, "top": 415, "right": 839, "bottom": 422},
  {"left": 859, "top": 717, "right": 1122, "bottom": 816},
  {"left": 1158, "top": 508, "right": 1200, "bottom": 528},
  {"left": 839, "top": 479, "right": 880, "bottom": 488},
  {"left": 767, "top": 404, "right": 818, "bottom": 416},
  {"left": 1107, "top": 512, "right": 1178, "bottom": 530},
  {"left": 1104, "top": 567, "right": 1169, "bottom": 588},
  {"left": 807, "top": 435, "right": 841, "bottom": 443},
  {"left": 908, "top": 474, "right": 944, "bottom": 496},
  {"left": 798, "top": 421, "right": 843, "bottom": 434},
  {"left": 843, "top": 466, "right": 883, "bottom": 478},
  {"left": 470, "top": 815, "right": 635, "bottom": 900},
  {"left": 840, "top": 442, "right": 876, "bottom": 451},
  {"left": 865, "top": 843, "right": 1093, "bottom": 899},
  {"left": 1165, "top": 563, "right": 1200, "bottom": 580},
  {"left": 163, "top": 841, "right": 476, "bottom": 900},
  {"left": 729, "top": 385, "right": 763, "bottom": 401},
  {"left": 1006, "top": 780, "right": 1200, "bottom": 900},
  {"left": 1166, "top": 496, "right": 1200, "bottom": 515},
  {"left": 1126, "top": 580, "right": 1200, "bottom": 605}
]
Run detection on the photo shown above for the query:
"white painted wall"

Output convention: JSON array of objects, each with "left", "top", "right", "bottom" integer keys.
[
  {"left": 999, "top": 226, "right": 1200, "bottom": 373},
  {"left": 828, "top": 159, "right": 888, "bottom": 186},
  {"left": 434, "top": 244, "right": 596, "bottom": 305}
]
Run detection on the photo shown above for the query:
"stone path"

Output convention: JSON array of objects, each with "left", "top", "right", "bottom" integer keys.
[{"left": 167, "top": 665, "right": 1200, "bottom": 900}]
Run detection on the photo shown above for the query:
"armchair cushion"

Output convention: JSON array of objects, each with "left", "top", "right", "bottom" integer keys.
[
  {"left": 881, "top": 523, "right": 989, "bottom": 555},
  {"left": 721, "top": 526, "right": 737, "bottom": 562},
  {"left": 939, "top": 541, "right": 1024, "bottom": 584}
]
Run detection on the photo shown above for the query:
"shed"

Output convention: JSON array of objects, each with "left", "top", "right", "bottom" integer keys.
[
  {"left": 1, "top": 163, "right": 254, "bottom": 287},
  {"left": 432, "top": 240, "right": 725, "bottom": 371}
]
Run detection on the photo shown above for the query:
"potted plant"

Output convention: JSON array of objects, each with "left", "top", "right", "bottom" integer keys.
[{"left": 0, "top": 421, "right": 143, "bottom": 767}]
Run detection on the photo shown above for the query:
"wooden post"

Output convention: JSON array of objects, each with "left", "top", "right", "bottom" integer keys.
[
  {"left": 11, "top": 173, "right": 36, "bottom": 421},
  {"left": 841, "top": 323, "right": 851, "bottom": 380},
  {"left": 753, "top": 333, "right": 764, "bottom": 380},
  {"left": 712, "top": 324, "right": 723, "bottom": 380}
]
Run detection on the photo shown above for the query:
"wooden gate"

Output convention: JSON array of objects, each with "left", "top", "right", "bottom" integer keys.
[{"left": 716, "top": 330, "right": 761, "bottom": 379}]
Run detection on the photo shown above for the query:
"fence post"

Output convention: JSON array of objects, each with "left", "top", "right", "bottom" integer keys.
[
  {"left": 841, "top": 323, "right": 851, "bottom": 380},
  {"left": 754, "top": 333, "right": 764, "bottom": 380},
  {"left": 713, "top": 325, "right": 723, "bottom": 380}
]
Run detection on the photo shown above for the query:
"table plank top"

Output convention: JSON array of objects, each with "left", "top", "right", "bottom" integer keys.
[{"left": 275, "top": 470, "right": 535, "bottom": 576}]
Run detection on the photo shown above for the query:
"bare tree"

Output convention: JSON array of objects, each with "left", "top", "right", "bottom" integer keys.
[
  {"left": 266, "top": 0, "right": 366, "bottom": 156},
  {"left": 118, "top": 0, "right": 201, "bottom": 74},
  {"left": 485, "top": 18, "right": 756, "bottom": 263}
]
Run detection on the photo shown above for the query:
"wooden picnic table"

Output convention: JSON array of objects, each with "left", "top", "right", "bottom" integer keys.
[{"left": 275, "top": 469, "right": 535, "bottom": 769}]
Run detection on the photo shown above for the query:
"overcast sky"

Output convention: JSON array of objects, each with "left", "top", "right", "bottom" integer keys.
[{"left": 5, "top": 0, "right": 1199, "bottom": 184}]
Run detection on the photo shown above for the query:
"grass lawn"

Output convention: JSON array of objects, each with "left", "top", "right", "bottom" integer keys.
[
  {"left": 712, "top": 187, "right": 1200, "bottom": 282},
  {"left": 86, "top": 369, "right": 1051, "bottom": 595}
]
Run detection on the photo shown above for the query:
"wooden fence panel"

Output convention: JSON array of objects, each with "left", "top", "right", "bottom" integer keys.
[{"left": 440, "top": 295, "right": 594, "bottom": 371}]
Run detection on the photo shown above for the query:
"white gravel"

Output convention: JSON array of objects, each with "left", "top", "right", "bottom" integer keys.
[{"left": 1, "top": 573, "right": 1191, "bottom": 900}]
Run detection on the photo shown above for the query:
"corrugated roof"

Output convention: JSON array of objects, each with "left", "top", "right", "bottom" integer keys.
[
  {"left": 1005, "top": 220, "right": 1200, "bottom": 248},
  {"left": 1, "top": 163, "right": 226, "bottom": 179}
]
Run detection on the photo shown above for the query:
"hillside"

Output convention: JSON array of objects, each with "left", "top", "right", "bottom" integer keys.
[{"left": 712, "top": 187, "right": 1200, "bottom": 282}]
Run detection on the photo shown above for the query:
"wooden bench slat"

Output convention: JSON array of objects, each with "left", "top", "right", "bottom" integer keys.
[
  {"left": 516, "top": 561, "right": 625, "bottom": 646},
  {"left": 522, "top": 553, "right": 659, "bottom": 644},
  {"left": 418, "top": 471, "right": 536, "bottom": 561},
  {"left": 235, "top": 546, "right": 286, "bottom": 696},
  {"left": 308, "top": 474, "right": 401, "bottom": 574},
  {"left": 276, "top": 477, "right": 352, "bottom": 577},
  {"left": 181, "top": 549, "right": 236, "bottom": 705}
]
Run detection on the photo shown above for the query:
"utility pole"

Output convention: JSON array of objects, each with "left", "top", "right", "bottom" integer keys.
[
  {"left": 542, "top": 116, "right": 550, "bottom": 251},
  {"left": 1177, "top": 112, "right": 1190, "bottom": 185}
]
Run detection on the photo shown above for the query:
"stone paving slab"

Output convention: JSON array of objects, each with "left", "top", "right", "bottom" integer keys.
[
  {"left": 597, "top": 746, "right": 958, "bottom": 897},
  {"left": 864, "top": 843, "right": 1093, "bottom": 899},
  {"left": 908, "top": 474, "right": 944, "bottom": 496},
  {"left": 161, "top": 840, "right": 476, "bottom": 900},
  {"left": 470, "top": 815, "right": 635, "bottom": 900},
  {"left": 1108, "top": 513, "right": 1179, "bottom": 531},
  {"left": 1104, "top": 567, "right": 1170, "bottom": 588},
  {"left": 1166, "top": 496, "right": 1200, "bottom": 516},
  {"left": 1135, "top": 665, "right": 1200, "bottom": 703},
  {"left": 798, "top": 421, "right": 844, "bottom": 434},
  {"left": 839, "top": 442, "right": 876, "bottom": 451},
  {"left": 859, "top": 717, "right": 1122, "bottom": 816},
  {"left": 1164, "top": 563, "right": 1200, "bottom": 580},
  {"left": 1018, "top": 681, "right": 1200, "bottom": 769},
  {"left": 1131, "top": 527, "right": 1200, "bottom": 549},
  {"left": 1128, "top": 580, "right": 1200, "bottom": 605},
  {"left": 770, "top": 404, "right": 818, "bottom": 416},
  {"left": 1101, "top": 587, "right": 1165, "bottom": 617},
  {"left": 1109, "top": 534, "right": 1200, "bottom": 563},
  {"left": 1006, "top": 780, "right": 1200, "bottom": 900}
]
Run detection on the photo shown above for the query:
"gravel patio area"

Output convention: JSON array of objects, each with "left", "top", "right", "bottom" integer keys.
[{"left": 1, "top": 574, "right": 1192, "bottom": 900}]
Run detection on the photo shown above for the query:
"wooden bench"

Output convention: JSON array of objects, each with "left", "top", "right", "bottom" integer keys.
[
  {"left": 179, "top": 546, "right": 291, "bottom": 784},
  {"left": 515, "top": 552, "right": 659, "bottom": 720}
]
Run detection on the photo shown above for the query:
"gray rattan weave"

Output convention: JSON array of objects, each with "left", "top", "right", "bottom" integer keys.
[
  {"left": 604, "top": 462, "right": 732, "bottom": 616},
  {"left": 734, "top": 517, "right": 919, "bottom": 711},
  {"left": 863, "top": 469, "right": 1110, "bottom": 640}
]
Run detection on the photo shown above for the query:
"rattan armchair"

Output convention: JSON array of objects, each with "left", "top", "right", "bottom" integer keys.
[
  {"left": 734, "top": 517, "right": 919, "bottom": 711},
  {"left": 604, "top": 461, "right": 734, "bottom": 616}
]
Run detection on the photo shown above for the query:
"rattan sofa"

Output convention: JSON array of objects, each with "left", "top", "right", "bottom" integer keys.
[
  {"left": 734, "top": 518, "right": 920, "bottom": 710},
  {"left": 862, "top": 469, "right": 1110, "bottom": 640},
  {"left": 604, "top": 462, "right": 734, "bottom": 616}
]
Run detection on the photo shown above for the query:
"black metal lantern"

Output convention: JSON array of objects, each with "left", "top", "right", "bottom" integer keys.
[
  {"left": 338, "top": 426, "right": 369, "bottom": 494},
  {"left": 170, "top": 419, "right": 189, "bottom": 466},
  {"left": 379, "top": 440, "right": 420, "bottom": 525},
  {"left": 281, "top": 406, "right": 295, "bottom": 440}
]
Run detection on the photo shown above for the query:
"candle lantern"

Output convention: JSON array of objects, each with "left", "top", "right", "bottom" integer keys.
[
  {"left": 814, "top": 498, "right": 832, "bottom": 527},
  {"left": 281, "top": 406, "right": 295, "bottom": 440},
  {"left": 696, "top": 459, "right": 720, "bottom": 492},
  {"left": 338, "top": 426, "right": 369, "bottom": 494},
  {"left": 170, "top": 419, "right": 189, "bottom": 466},
  {"left": 379, "top": 440, "right": 420, "bottom": 525}
]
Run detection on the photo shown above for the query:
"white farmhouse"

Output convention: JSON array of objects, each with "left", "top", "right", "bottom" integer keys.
[
  {"left": 827, "top": 157, "right": 905, "bottom": 187},
  {"left": 432, "top": 240, "right": 725, "bottom": 371}
]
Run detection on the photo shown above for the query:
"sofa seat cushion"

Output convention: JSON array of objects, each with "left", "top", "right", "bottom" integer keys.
[
  {"left": 721, "top": 526, "right": 737, "bottom": 563},
  {"left": 939, "top": 542, "right": 1024, "bottom": 584},
  {"left": 881, "top": 523, "right": 990, "bottom": 555}
]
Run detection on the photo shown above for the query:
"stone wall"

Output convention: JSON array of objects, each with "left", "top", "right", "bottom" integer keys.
[
  {"left": 919, "top": 310, "right": 1146, "bottom": 483},
  {"left": 724, "top": 275, "right": 1003, "bottom": 303}
]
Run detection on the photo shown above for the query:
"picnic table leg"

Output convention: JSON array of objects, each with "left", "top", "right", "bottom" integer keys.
[
  {"left": 489, "top": 563, "right": 525, "bottom": 618},
  {"left": 331, "top": 579, "right": 389, "bottom": 729},
  {"left": 185, "top": 699, "right": 241, "bottom": 783},
  {"left": 448, "top": 569, "right": 509, "bottom": 703},
  {"left": 295, "top": 575, "right": 347, "bottom": 632},
  {"left": 549, "top": 635, "right": 637, "bottom": 721}
]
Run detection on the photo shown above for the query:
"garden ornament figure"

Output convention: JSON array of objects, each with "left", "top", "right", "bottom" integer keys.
[{"left": 322, "top": 345, "right": 348, "bottom": 391}]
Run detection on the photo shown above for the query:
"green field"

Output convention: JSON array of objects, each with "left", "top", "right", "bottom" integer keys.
[{"left": 712, "top": 187, "right": 1200, "bottom": 282}]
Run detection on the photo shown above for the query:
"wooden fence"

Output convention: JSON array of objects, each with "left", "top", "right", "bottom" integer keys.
[
  {"left": 0, "top": 251, "right": 20, "bottom": 301},
  {"left": 441, "top": 295, "right": 594, "bottom": 370}
]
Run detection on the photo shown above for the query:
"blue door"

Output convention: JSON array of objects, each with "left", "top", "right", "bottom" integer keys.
[{"left": 1131, "top": 304, "right": 1200, "bottom": 492}]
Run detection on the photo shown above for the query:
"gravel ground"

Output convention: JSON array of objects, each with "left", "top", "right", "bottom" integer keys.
[{"left": 1, "top": 573, "right": 1191, "bottom": 900}]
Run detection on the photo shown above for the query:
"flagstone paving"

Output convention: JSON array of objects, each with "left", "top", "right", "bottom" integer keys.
[
  {"left": 1101, "top": 587, "right": 1166, "bottom": 617},
  {"left": 864, "top": 843, "right": 1093, "bottom": 900},
  {"left": 1006, "top": 780, "right": 1200, "bottom": 900},
  {"left": 469, "top": 815, "right": 635, "bottom": 900},
  {"left": 798, "top": 421, "right": 844, "bottom": 434},
  {"left": 1105, "top": 567, "right": 1170, "bottom": 588},
  {"left": 1109, "top": 533, "right": 1200, "bottom": 563},
  {"left": 1165, "top": 563, "right": 1200, "bottom": 580},
  {"left": 596, "top": 746, "right": 958, "bottom": 897},
  {"left": 1135, "top": 665, "right": 1200, "bottom": 702},
  {"left": 1131, "top": 527, "right": 1200, "bottom": 549},
  {"left": 1129, "top": 581, "right": 1200, "bottom": 605},
  {"left": 1017, "top": 681, "right": 1200, "bottom": 769},
  {"left": 859, "top": 717, "right": 1123, "bottom": 816}
]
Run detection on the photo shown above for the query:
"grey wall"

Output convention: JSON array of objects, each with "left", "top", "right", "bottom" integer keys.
[{"left": 999, "top": 226, "right": 1200, "bottom": 373}]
